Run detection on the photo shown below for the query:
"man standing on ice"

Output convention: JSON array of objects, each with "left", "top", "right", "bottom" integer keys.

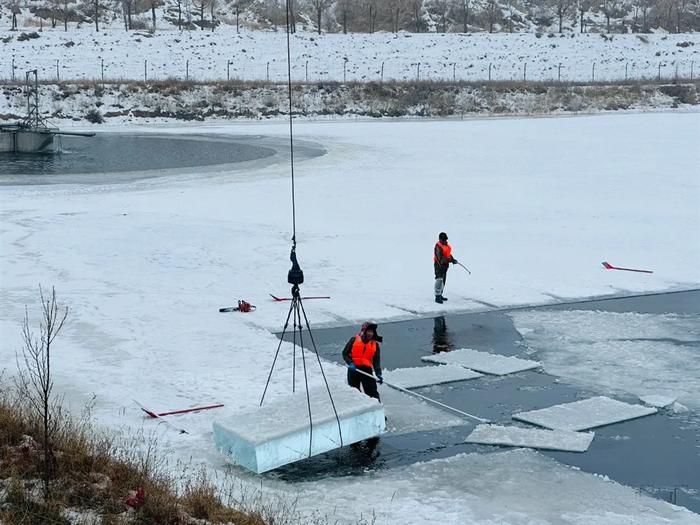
[
  {"left": 434, "top": 232, "right": 458, "bottom": 304},
  {"left": 342, "top": 322, "right": 383, "bottom": 401}
]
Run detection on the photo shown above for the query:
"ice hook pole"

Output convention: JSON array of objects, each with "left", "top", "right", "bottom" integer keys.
[{"left": 350, "top": 367, "right": 489, "bottom": 423}]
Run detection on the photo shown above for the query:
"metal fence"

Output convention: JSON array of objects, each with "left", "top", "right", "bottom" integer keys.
[{"left": 1, "top": 57, "right": 696, "bottom": 84}]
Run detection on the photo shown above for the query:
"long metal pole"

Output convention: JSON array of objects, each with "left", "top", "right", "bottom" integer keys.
[{"left": 352, "top": 367, "right": 489, "bottom": 423}]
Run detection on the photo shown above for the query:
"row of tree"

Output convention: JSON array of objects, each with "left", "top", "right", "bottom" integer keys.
[{"left": 2, "top": 0, "right": 698, "bottom": 34}]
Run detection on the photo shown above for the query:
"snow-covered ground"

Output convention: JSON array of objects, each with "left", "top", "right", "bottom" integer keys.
[
  {"left": 2, "top": 28, "right": 699, "bottom": 83},
  {"left": 1, "top": 111, "right": 699, "bottom": 523}
]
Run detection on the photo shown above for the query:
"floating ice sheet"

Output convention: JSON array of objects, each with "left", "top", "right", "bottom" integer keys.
[
  {"left": 639, "top": 394, "right": 677, "bottom": 408},
  {"left": 422, "top": 348, "right": 540, "bottom": 375},
  {"left": 465, "top": 424, "right": 595, "bottom": 452},
  {"left": 513, "top": 396, "right": 657, "bottom": 431},
  {"left": 213, "top": 385, "right": 385, "bottom": 473},
  {"left": 383, "top": 365, "right": 483, "bottom": 389}
]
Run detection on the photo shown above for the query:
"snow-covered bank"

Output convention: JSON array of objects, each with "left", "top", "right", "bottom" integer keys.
[
  {"left": 1, "top": 81, "right": 698, "bottom": 123},
  {"left": 1, "top": 113, "right": 699, "bottom": 523}
]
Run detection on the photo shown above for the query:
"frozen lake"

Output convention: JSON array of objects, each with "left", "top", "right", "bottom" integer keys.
[{"left": 279, "top": 290, "right": 700, "bottom": 513}]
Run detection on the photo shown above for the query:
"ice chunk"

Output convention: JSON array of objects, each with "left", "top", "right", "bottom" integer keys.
[
  {"left": 213, "top": 385, "right": 385, "bottom": 473},
  {"left": 383, "top": 365, "right": 482, "bottom": 389},
  {"left": 465, "top": 424, "right": 595, "bottom": 452},
  {"left": 380, "top": 386, "right": 465, "bottom": 435},
  {"left": 513, "top": 396, "right": 657, "bottom": 431},
  {"left": 422, "top": 348, "right": 540, "bottom": 375},
  {"left": 639, "top": 394, "right": 677, "bottom": 408}
]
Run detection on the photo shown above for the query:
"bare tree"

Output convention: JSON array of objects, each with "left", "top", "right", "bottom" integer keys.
[
  {"left": 309, "top": 0, "right": 333, "bottom": 33},
  {"left": 554, "top": 0, "right": 573, "bottom": 32},
  {"left": 192, "top": 0, "right": 210, "bottom": 28},
  {"left": 335, "top": 0, "right": 352, "bottom": 32},
  {"left": 426, "top": 0, "right": 450, "bottom": 32},
  {"left": 460, "top": 0, "right": 470, "bottom": 31},
  {"left": 486, "top": 0, "right": 499, "bottom": 32},
  {"left": 601, "top": 0, "right": 621, "bottom": 31},
  {"left": 16, "top": 287, "right": 68, "bottom": 502},
  {"left": 408, "top": 0, "right": 424, "bottom": 31},
  {"left": 9, "top": 0, "right": 22, "bottom": 30},
  {"left": 386, "top": 0, "right": 405, "bottom": 32}
]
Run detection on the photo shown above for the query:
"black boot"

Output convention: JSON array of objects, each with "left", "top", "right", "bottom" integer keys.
[
  {"left": 435, "top": 295, "right": 443, "bottom": 304},
  {"left": 440, "top": 295, "right": 448, "bottom": 301}
]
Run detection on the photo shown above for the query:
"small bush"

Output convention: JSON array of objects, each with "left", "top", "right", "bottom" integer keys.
[{"left": 84, "top": 109, "right": 104, "bottom": 124}]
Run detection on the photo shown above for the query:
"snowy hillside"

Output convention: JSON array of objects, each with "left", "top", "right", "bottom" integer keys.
[{"left": 2, "top": 28, "right": 699, "bottom": 83}]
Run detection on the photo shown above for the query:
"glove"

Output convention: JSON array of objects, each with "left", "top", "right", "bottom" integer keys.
[
  {"left": 348, "top": 363, "right": 357, "bottom": 371},
  {"left": 452, "top": 258, "right": 459, "bottom": 264},
  {"left": 376, "top": 374, "right": 383, "bottom": 385}
]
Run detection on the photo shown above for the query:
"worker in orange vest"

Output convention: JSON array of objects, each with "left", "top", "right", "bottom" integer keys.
[
  {"left": 342, "top": 321, "right": 383, "bottom": 400},
  {"left": 434, "top": 231, "right": 458, "bottom": 304}
]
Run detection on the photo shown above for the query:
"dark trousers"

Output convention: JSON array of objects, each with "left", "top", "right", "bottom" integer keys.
[
  {"left": 434, "top": 262, "right": 448, "bottom": 282},
  {"left": 347, "top": 365, "right": 380, "bottom": 401}
]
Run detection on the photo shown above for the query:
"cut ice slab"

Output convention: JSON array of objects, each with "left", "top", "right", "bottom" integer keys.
[
  {"left": 465, "top": 424, "right": 595, "bottom": 453},
  {"left": 422, "top": 348, "right": 540, "bottom": 375},
  {"left": 639, "top": 394, "right": 677, "bottom": 408},
  {"left": 213, "top": 386, "right": 385, "bottom": 474},
  {"left": 383, "top": 364, "right": 483, "bottom": 389},
  {"left": 513, "top": 396, "right": 657, "bottom": 432}
]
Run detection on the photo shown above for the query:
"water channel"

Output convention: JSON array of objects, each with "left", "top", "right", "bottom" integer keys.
[
  {"left": 0, "top": 132, "right": 324, "bottom": 185},
  {"left": 275, "top": 290, "right": 700, "bottom": 513}
]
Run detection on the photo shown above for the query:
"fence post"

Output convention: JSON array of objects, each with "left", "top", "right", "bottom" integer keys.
[
  {"left": 305, "top": 60, "right": 308, "bottom": 83},
  {"left": 691, "top": 61, "right": 695, "bottom": 80},
  {"left": 343, "top": 60, "right": 346, "bottom": 83},
  {"left": 558, "top": 63, "right": 561, "bottom": 82},
  {"left": 523, "top": 62, "right": 526, "bottom": 82},
  {"left": 101, "top": 58, "right": 104, "bottom": 82},
  {"left": 625, "top": 62, "right": 628, "bottom": 82},
  {"left": 453, "top": 63, "right": 456, "bottom": 83},
  {"left": 417, "top": 63, "right": 420, "bottom": 81},
  {"left": 186, "top": 60, "right": 189, "bottom": 81},
  {"left": 381, "top": 61, "right": 384, "bottom": 84},
  {"left": 674, "top": 62, "right": 678, "bottom": 82},
  {"left": 592, "top": 62, "right": 595, "bottom": 82},
  {"left": 144, "top": 60, "right": 148, "bottom": 82},
  {"left": 488, "top": 63, "right": 492, "bottom": 82},
  {"left": 657, "top": 62, "right": 662, "bottom": 81},
  {"left": 56, "top": 59, "right": 59, "bottom": 82},
  {"left": 266, "top": 62, "right": 270, "bottom": 82},
  {"left": 227, "top": 60, "right": 230, "bottom": 81}
]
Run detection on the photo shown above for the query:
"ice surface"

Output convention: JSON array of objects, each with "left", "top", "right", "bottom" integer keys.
[
  {"left": 465, "top": 424, "right": 595, "bottom": 452},
  {"left": 383, "top": 365, "right": 483, "bottom": 389},
  {"left": 380, "top": 386, "right": 465, "bottom": 435},
  {"left": 292, "top": 448, "right": 700, "bottom": 525},
  {"left": 511, "top": 310, "right": 700, "bottom": 409},
  {"left": 639, "top": 394, "right": 678, "bottom": 408},
  {"left": 513, "top": 396, "right": 657, "bottom": 431},
  {"left": 213, "top": 385, "right": 385, "bottom": 473},
  {"left": 422, "top": 348, "right": 540, "bottom": 375}
]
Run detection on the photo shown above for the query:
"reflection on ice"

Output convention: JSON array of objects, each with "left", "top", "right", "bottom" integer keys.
[{"left": 510, "top": 310, "right": 700, "bottom": 409}]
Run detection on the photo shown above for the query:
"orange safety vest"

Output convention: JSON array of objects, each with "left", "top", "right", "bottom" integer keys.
[
  {"left": 433, "top": 242, "right": 452, "bottom": 263},
  {"left": 351, "top": 335, "right": 377, "bottom": 368}
]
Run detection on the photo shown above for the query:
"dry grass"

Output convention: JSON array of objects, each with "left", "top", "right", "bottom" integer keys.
[{"left": 0, "top": 380, "right": 269, "bottom": 524}]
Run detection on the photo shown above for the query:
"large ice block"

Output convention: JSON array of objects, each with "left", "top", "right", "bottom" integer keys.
[{"left": 213, "top": 385, "right": 385, "bottom": 473}]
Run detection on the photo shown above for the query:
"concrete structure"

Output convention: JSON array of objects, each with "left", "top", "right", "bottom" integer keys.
[{"left": 0, "top": 129, "right": 57, "bottom": 153}]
